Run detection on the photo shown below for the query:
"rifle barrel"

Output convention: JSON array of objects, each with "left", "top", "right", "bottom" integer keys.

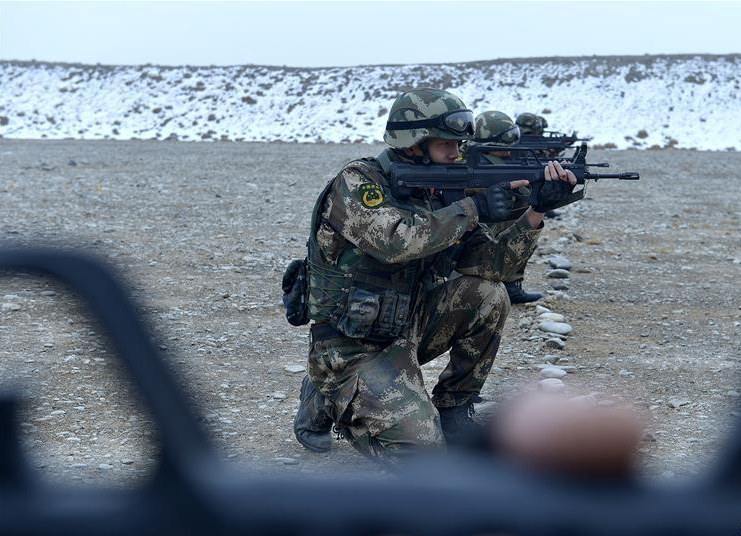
[{"left": 587, "top": 172, "right": 640, "bottom": 181}]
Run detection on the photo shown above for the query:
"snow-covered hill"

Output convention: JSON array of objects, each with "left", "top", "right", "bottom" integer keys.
[{"left": 1, "top": 55, "right": 739, "bottom": 149}]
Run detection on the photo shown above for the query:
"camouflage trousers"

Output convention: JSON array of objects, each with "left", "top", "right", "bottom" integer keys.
[
  {"left": 306, "top": 275, "right": 509, "bottom": 460},
  {"left": 485, "top": 196, "right": 537, "bottom": 284}
]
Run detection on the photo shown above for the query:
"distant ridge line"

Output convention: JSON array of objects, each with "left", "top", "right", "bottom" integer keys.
[{"left": 1, "top": 53, "right": 739, "bottom": 71}]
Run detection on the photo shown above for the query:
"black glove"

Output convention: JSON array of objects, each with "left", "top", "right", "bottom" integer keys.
[
  {"left": 529, "top": 179, "right": 582, "bottom": 213},
  {"left": 471, "top": 183, "right": 514, "bottom": 222}
]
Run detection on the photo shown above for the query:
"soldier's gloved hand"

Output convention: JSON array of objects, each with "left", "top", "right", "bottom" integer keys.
[
  {"left": 529, "top": 161, "right": 579, "bottom": 213},
  {"left": 471, "top": 183, "right": 514, "bottom": 222}
]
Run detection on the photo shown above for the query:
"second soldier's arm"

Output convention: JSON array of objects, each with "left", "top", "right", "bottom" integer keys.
[
  {"left": 455, "top": 212, "right": 542, "bottom": 281},
  {"left": 324, "top": 167, "right": 479, "bottom": 264},
  {"left": 455, "top": 160, "right": 576, "bottom": 281}
]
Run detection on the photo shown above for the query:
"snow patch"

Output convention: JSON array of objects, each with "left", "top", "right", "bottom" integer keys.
[{"left": 1, "top": 55, "right": 739, "bottom": 150}]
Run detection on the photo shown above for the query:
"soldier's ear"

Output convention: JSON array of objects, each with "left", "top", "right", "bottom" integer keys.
[{"left": 404, "top": 146, "right": 423, "bottom": 157}]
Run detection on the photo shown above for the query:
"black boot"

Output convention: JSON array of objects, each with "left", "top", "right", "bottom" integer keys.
[
  {"left": 505, "top": 280, "right": 543, "bottom": 304},
  {"left": 293, "top": 375, "right": 333, "bottom": 453},
  {"left": 438, "top": 401, "right": 482, "bottom": 447}
]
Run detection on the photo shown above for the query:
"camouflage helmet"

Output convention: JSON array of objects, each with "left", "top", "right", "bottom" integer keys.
[
  {"left": 516, "top": 112, "right": 543, "bottom": 136},
  {"left": 384, "top": 88, "right": 474, "bottom": 149},
  {"left": 537, "top": 115, "right": 549, "bottom": 130},
  {"left": 474, "top": 110, "right": 521, "bottom": 145}
]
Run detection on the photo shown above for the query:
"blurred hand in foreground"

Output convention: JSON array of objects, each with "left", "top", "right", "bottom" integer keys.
[{"left": 491, "top": 392, "right": 642, "bottom": 479}]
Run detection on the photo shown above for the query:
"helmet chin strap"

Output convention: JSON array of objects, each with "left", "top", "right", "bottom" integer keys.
[
  {"left": 420, "top": 141, "right": 431, "bottom": 165},
  {"left": 395, "top": 141, "right": 431, "bottom": 165}
]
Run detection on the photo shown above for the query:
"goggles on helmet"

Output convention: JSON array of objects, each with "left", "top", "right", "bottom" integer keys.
[
  {"left": 492, "top": 125, "right": 521, "bottom": 145},
  {"left": 386, "top": 109, "right": 475, "bottom": 137},
  {"left": 474, "top": 124, "right": 521, "bottom": 145}
]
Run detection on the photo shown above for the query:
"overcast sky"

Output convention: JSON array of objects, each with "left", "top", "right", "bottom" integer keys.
[{"left": 1, "top": 1, "right": 739, "bottom": 67}]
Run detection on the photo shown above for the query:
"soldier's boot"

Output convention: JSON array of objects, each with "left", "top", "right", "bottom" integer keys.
[
  {"left": 293, "top": 375, "right": 333, "bottom": 453},
  {"left": 438, "top": 401, "right": 482, "bottom": 447},
  {"left": 505, "top": 279, "right": 543, "bottom": 304}
]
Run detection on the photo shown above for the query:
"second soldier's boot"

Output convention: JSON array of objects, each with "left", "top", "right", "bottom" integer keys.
[
  {"left": 438, "top": 401, "right": 481, "bottom": 447},
  {"left": 505, "top": 279, "right": 543, "bottom": 304},
  {"left": 293, "top": 375, "right": 333, "bottom": 453}
]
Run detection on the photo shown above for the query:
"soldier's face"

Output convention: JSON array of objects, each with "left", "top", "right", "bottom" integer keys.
[{"left": 425, "top": 138, "right": 461, "bottom": 164}]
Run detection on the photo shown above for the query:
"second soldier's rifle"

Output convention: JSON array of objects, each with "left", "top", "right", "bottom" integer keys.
[
  {"left": 515, "top": 131, "right": 592, "bottom": 157},
  {"left": 381, "top": 143, "right": 639, "bottom": 216}
]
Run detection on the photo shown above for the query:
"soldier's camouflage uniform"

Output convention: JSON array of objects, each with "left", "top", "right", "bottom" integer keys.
[
  {"left": 305, "top": 148, "right": 541, "bottom": 459},
  {"left": 466, "top": 110, "right": 537, "bottom": 286},
  {"left": 479, "top": 152, "right": 534, "bottom": 285}
]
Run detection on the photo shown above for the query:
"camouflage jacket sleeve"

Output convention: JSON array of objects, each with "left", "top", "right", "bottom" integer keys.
[
  {"left": 323, "top": 167, "right": 479, "bottom": 264},
  {"left": 455, "top": 213, "right": 542, "bottom": 281}
]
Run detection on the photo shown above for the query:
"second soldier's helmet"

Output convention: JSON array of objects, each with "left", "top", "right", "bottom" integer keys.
[
  {"left": 384, "top": 88, "right": 475, "bottom": 149},
  {"left": 516, "top": 112, "right": 543, "bottom": 136},
  {"left": 474, "top": 111, "right": 521, "bottom": 145},
  {"left": 538, "top": 115, "right": 549, "bottom": 130}
]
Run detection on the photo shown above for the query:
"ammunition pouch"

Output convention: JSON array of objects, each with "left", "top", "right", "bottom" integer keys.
[
  {"left": 331, "top": 273, "right": 414, "bottom": 343},
  {"left": 336, "top": 287, "right": 381, "bottom": 339},
  {"left": 281, "top": 258, "right": 310, "bottom": 326}
]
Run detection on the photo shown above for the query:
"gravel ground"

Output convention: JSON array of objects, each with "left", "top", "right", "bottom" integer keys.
[{"left": 1, "top": 140, "right": 740, "bottom": 486}]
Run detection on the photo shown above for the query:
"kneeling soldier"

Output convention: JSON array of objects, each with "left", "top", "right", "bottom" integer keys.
[
  {"left": 470, "top": 110, "right": 543, "bottom": 304},
  {"left": 293, "top": 89, "right": 575, "bottom": 460}
]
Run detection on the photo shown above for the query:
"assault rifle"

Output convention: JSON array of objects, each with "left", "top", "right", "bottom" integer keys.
[
  {"left": 515, "top": 131, "right": 592, "bottom": 157},
  {"left": 382, "top": 142, "right": 639, "bottom": 211}
]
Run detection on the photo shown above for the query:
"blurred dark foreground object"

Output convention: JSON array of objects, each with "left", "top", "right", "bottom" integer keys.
[{"left": 1, "top": 248, "right": 740, "bottom": 536}]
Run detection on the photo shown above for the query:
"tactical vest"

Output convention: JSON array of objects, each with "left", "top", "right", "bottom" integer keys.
[{"left": 306, "top": 157, "right": 426, "bottom": 342}]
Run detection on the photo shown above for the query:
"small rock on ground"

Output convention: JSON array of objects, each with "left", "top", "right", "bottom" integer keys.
[
  {"left": 538, "top": 321, "right": 573, "bottom": 335},
  {"left": 550, "top": 280, "right": 570, "bottom": 290},
  {"left": 540, "top": 366, "right": 568, "bottom": 379},
  {"left": 538, "top": 378, "right": 565, "bottom": 393},
  {"left": 668, "top": 398, "right": 691, "bottom": 409},
  {"left": 538, "top": 312, "right": 566, "bottom": 322},
  {"left": 548, "top": 255, "right": 573, "bottom": 270},
  {"left": 544, "top": 338, "right": 566, "bottom": 350}
]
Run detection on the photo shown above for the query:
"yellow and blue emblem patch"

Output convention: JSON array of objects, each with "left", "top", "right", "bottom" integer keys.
[{"left": 358, "top": 183, "right": 385, "bottom": 209}]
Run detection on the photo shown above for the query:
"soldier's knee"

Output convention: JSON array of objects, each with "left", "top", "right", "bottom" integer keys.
[
  {"left": 379, "top": 411, "right": 444, "bottom": 449},
  {"left": 348, "top": 401, "right": 444, "bottom": 460},
  {"left": 459, "top": 276, "right": 509, "bottom": 320}
]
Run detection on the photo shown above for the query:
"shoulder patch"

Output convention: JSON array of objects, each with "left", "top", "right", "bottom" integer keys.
[{"left": 358, "top": 183, "right": 385, "bottom": 209}]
